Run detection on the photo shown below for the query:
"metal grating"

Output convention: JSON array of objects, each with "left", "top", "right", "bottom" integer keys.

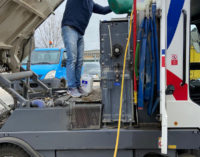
[{"left": 69, "top": 103, "right": 102, "bottom": 130}]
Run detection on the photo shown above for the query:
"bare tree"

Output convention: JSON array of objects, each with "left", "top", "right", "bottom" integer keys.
[{"left": 35, "top": 13, "right": 64, "bottom": 48}]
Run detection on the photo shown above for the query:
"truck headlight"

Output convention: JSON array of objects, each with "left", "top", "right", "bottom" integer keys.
[{"left": 44, "top": 70, "right": 56, "bottom": 79}]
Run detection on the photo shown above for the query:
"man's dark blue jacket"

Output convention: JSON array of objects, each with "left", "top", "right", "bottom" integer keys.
[{"left": 62, "top": 0, "right": 112, "bottom": 35}]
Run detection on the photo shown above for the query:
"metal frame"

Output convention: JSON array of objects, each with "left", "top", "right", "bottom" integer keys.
[
  {"left": 0, "top": 108, "right": 199, "bottom": 156},
  {"left": 0, "top": 129, "right": 198, "bottom": 150},
  {"left": 0, "top": 126, "right": 199, "bottom": 156},
  {"left": 160, "top": 0, "right": 168, "bottom": 154},
  {"left": 0, "top": 71, "right": 52, "bottom": 107}
]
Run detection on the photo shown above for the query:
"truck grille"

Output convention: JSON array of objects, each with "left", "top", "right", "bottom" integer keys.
[{"left": 69, "top": 103, "right": 102, "bottom": 130}]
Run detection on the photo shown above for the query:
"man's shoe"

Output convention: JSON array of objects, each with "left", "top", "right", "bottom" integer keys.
[
  {"left": 67, "top": 88, "right": 81, "bottom": 98},
  {"left": 78, "top": 87, "right": 88, "bottom": 97}
]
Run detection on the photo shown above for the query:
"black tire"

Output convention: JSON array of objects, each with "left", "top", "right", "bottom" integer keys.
[
  {"left": 0, "top": 144, "right": 30, "bottom": 157},
  {"left": 60, "top": 79, "right": 66, "bottom": 88}
]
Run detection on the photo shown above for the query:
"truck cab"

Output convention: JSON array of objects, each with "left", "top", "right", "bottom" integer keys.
[{"left": 21, "top": 48, "right": 67, "bottom": 88}]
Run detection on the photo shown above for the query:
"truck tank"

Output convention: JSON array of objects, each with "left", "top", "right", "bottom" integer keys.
[{"left": 108, "top": 0, "right": 152, "bottom": 14}]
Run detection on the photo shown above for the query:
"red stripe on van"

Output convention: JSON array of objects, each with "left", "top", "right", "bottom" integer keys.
[{"left": 167, "top": 70, "right": 188, "bottom": 100}]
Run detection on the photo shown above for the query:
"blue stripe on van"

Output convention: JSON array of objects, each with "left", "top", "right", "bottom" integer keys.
[{"left": 167, "top": 0, "right": 185, "bottom": 48}]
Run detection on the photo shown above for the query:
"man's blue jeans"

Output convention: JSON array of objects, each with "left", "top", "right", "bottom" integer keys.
[{"left": 62, "top": 26, "right": 84, "bottom": 88}]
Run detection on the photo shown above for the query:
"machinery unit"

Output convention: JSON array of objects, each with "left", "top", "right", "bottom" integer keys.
[{"left": 100, "top": 19, "right": 134, "bottom": 123}]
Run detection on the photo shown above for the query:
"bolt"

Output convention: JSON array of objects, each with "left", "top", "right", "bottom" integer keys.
[{"left": 115, "top": 48, "right": 120, "bottom": 53}]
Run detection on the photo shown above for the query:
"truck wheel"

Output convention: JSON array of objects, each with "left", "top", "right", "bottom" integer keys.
[
  {"left": 0, "top": 144, "right": 30, "bottom": 157},
  {"left": 60, "top": 79, "right": 66, "bottom": 88}
]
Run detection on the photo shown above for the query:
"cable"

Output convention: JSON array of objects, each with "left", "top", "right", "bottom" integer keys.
[
  {"left": 113, "top": 6, "right": 134, "bottom": 157},
  {"left": 138, "top": 17, "right": 147, "bottom": 109},
  {"left": 151, "top": 3, "right": 160, "bottom": 115},
  {"left": 148, "top": 17, "right": 155, "bottom": 115},
  {"left": 133, "top": 0, "right": 137, "bottom": 105}
]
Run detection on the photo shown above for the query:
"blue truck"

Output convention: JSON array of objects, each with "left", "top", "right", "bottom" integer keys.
[
  {"left": 20, "top": 48, "right": 100, "bottom": 91},
  {"left": 21, "top": 48, "right": 67, "bottom": 89}
]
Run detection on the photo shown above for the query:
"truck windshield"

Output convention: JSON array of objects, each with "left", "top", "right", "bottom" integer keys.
[{"left": 22, "top": 50, "right": 61, "bottom": 65}]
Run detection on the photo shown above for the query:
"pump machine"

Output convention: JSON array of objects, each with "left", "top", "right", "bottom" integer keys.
[{"left": 0, "top": 0, "right": 200, "bottom": 157}]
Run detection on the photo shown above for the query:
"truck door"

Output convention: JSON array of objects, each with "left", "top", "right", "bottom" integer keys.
[
  {"left": 166, "top": 0, "right": 200, "bottom": 128},
  {"left": 61, "top": 50, "right": 67, "bottom": 80}
]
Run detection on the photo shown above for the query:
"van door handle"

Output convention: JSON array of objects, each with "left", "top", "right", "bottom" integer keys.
[{"left": 181, "top": 10, "right": 187, "bottom": 86}]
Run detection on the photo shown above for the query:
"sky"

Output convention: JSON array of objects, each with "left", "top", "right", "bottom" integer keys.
[
  {"left": 84, "top": 0, "right": 126, "bottom": 50},
  {"left": 35, "top": 0, "right": 125, "bottom": 51}
]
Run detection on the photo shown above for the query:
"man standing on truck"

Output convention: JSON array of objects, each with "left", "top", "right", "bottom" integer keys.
[{"left": 62, "top": 0, "right": 112, "bottom": 97}]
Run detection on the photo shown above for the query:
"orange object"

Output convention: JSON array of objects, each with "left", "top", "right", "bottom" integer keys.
[
  {"left": 49, "top": 41, "right": 53, "bottom": 45},
  {"left": 174, "top": 121, "right": 178, "bottom": 126}
]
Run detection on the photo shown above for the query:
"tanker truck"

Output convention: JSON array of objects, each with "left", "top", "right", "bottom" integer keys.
[{"left": 0, "top": 0, "right": 200, "bottom": 157}]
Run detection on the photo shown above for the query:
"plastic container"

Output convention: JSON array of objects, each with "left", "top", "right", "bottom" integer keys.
[
  {"left": 108, "top": 0, "right": 152, "bottom": 14},
  {"left": 81, "top": 75, "right": 93, "bottom": 94}
]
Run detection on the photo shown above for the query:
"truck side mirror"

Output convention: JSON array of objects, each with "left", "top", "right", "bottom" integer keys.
[{"left": 61, "top": 59, "right": 67, "bottom": 67}]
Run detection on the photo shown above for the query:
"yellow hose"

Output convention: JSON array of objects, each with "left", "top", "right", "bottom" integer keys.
[{"left": 113, "top": 9, "right": 134, "bottom": 157}]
